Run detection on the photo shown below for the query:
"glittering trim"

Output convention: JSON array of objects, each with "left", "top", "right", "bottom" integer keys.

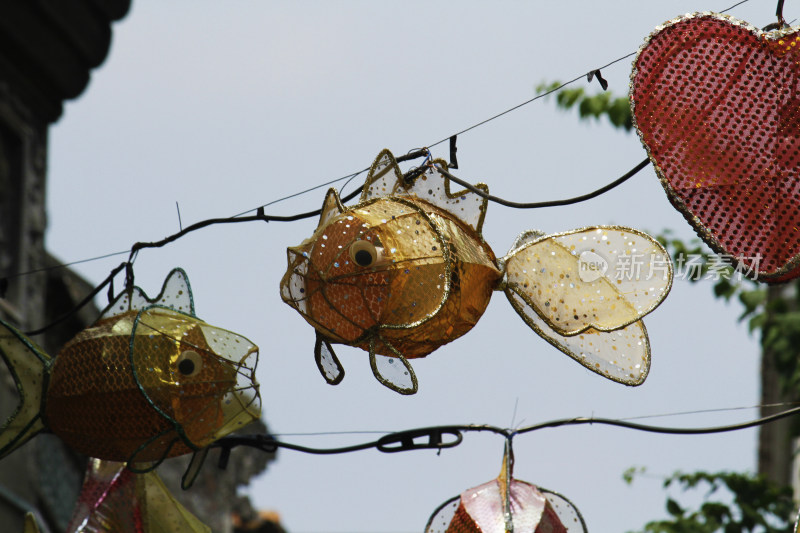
[{"left": 630, "top": 12, "right": 800, "bottom": 282}]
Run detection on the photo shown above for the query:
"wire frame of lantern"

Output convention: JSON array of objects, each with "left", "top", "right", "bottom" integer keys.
[
  {"left": 425, "top": 484, "right": 587, "bottom": 533},
  {"left": 424, "top": 441, "right": 588, "bottom": 533},
  {"left": 42, "top": 268, "right": 262, "bottom": 470}
]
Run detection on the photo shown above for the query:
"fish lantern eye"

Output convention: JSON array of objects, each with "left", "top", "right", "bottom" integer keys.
[
  {"left": 177, "top": 350, "right": 203, "bottom": 377},
  {"left": 349, "top": 240, "right": 381, "bottom": 268}
]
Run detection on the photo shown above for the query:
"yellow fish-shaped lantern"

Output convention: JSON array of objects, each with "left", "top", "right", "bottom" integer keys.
[
  {"left": 0, "top": 268, "right": 261, "bottom": 467},
  {"left": 281, "top": 149, "right": 673, "bottom": 394}
]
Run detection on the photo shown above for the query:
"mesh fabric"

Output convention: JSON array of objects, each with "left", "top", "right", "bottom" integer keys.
[{"left": 632, "top": 13, "right": 800, "bottom": 282}]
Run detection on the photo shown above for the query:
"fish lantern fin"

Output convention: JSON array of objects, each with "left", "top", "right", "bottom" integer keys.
[
  {"left": 368, "top": 336, "right": 418, "bottom": 395},
  {"left": 101, "top": 267, "right": 195, "bottom": 319},
  {"left": 68, "top": 458, "right": 211, "bottom": 533},
  {"left": 501, "top": 226, "right": 672, "bottom": 385},
  {"left": 317, "top": 188, "right": 345, "bottom": 229},
  {"left": 508, "top": 229, "right": 548, "bottom": 257},
  {"left": 141, "top": 467, "right": 212, "bottom": 532},
  {"left": 403, "top": 158, "right": 490, "bottom": 236},
  {"left": 22, "top": 513, "right": 40, "bottom": 533},
  {"left": 150, "top": 268, "right": 195, "bottom": 315},
  {"left": 314, "top": 332, "right": 345, "bottom": 385},
  {"left": 0, "top": 319, "right": 49, "bottom": 460},
  {"left": 360, "top": 149, "right": 490, "bottom": 235},
  {"left": 424, "top": 494, "right": 460, "bottom": 533},
  {"left": 361, "top": 149, "right": 407, "bottom": 203},
  {"left": 538, "top": 487, "right": 589, "bottom": 532},
  {"left": 181, "top": 447, "right": 210, "bottom": 490}
]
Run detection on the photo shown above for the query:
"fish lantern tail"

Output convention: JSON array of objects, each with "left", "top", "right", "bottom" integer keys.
[
  {"left": 499, "top": 227, "right": 672, "bottom": 386},
  {"left": 67, "top": 459, "right": 211, "bottom": 533},
  {"left": 0, "top": 319, "right": 51, "bottom": 459}
]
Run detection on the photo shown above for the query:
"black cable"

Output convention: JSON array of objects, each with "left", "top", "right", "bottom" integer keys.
[
  {"left": 230, "top": 149, "right": 428, "bottom": 218},
  {"left": 721, "top": 0, "right": 753, "bottom": 12},
  {"left": 515, "top": 404, "right": 800, "bottom": 436},
  {"left": 213, "top": 402, "right": 800, "bottom": 458},
  {"left": 24, "top": 262, "right": 128, "bottom": 336},
  {"left": 435, "top": 158, "right": 650, "bottom": 209},
  {"left": 210, "top": 433, "right": 383, "bottom": 456},
  {"left": 14, "top": 154, "right": 414, "bottom": 336},
  {"left": 4, "top": 0, "right": 754, "bottom": 331},
  {"left": 9, "top": 155, "right": 652, "bottom": 336}
]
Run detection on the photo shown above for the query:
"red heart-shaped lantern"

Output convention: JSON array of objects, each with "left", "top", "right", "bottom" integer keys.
[{"left": 631, "top": 13, "right": 800, "bottom": 283}]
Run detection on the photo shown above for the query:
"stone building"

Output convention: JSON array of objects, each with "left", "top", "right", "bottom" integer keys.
[{"left": 0, "top": 3, "right": 278, "bottom": 532}]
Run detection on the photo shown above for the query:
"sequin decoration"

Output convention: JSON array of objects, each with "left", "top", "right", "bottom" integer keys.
[
  {"left": 280, "top": 149, "right": 673, "bottom": 394},
  {"left": 631, "top": 12, "right": 800, "bottom": 283}
]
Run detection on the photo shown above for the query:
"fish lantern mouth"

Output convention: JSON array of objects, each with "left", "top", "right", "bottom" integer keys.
[
  {"left": 130, "top": 307, "right": 261, "bottom": 454},
  {"left": 280, "top": 233, "right": 396, "bottom": 344},
  {"left": 280, "top": 243, "right": 314, "bottom": 318}
]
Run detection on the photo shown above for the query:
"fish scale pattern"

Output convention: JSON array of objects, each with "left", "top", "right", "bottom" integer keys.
[
  {"left": 281, "top": 196, "right": 501, "bottom": 359},
  {"left": 45, "top": 308, "right": 259, "bottom": 463},
  {"left": 45, "top": 314, "right": 184, "bottom": 462}
]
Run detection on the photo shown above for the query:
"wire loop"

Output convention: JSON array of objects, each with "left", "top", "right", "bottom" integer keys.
[{"left": 376, "top": 428, "right": 463, "bottom": 453}]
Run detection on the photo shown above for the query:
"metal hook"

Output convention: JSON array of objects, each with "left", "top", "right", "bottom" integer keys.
[
  {"left": 376, "top": 427, "right": 462, "bottom": 453},
  {"left": 765, "top": 0, "right": 788, "bottom": 30}
]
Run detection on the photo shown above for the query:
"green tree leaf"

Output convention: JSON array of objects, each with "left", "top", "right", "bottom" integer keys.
[{"left": 626, "top": 471, "right": 793, "bottom": 533}]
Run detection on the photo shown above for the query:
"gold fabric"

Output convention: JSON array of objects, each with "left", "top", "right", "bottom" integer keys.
[
  {"left": 281, "top": 194, "right": 500, "bottom": 359},
  {"left": 281, "top": 149, "right": 671, "bottom": 393},
  {"left": 47, "top": 307, "right": 260, "bottom": 463}
]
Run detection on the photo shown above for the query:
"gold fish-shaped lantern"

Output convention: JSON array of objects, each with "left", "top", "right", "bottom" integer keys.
[
  {"left": 425, "top": 444, "right": 586, "bottom": 532},
  {"left": 0, "top": 268, "right": 261, "bottom": 467},
  {"left": 281, "top": 149, "right": 673, "bottom": 394}
]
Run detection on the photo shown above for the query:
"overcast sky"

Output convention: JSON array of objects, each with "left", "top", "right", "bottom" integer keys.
[{"left": 43, "top": 1, "right": 789, "bottom": 532}]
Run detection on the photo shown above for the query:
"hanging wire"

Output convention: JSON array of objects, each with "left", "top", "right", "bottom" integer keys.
[
  {"left": 24, "top": 262, "right": 128, "bottom": 336},
  {"left": 777, "top": 0, "right": 787, "bottom": 27},
  {"left": 434, "top": 158, "right": 651, "bottom": 209},
  {"left": 212, "top": 401, "right": 800, "bottom": 459},
  {"left": 8, "top": 0, "right": 757, "bottom": 285},
  {"left": 425, "top": 52, "right": 637, "bottom": 151},
  {"left": 7, "top": 0, "right": 755, "bottom": 334},
  {"left": 2, "top": 250, "right": 130, "bottom": 281},
  {"left": 617, "top": 401, "right": 800, "bottom": 421},
  {"left": 266, "top": 401, "right": 800, "bottom": 439}
]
